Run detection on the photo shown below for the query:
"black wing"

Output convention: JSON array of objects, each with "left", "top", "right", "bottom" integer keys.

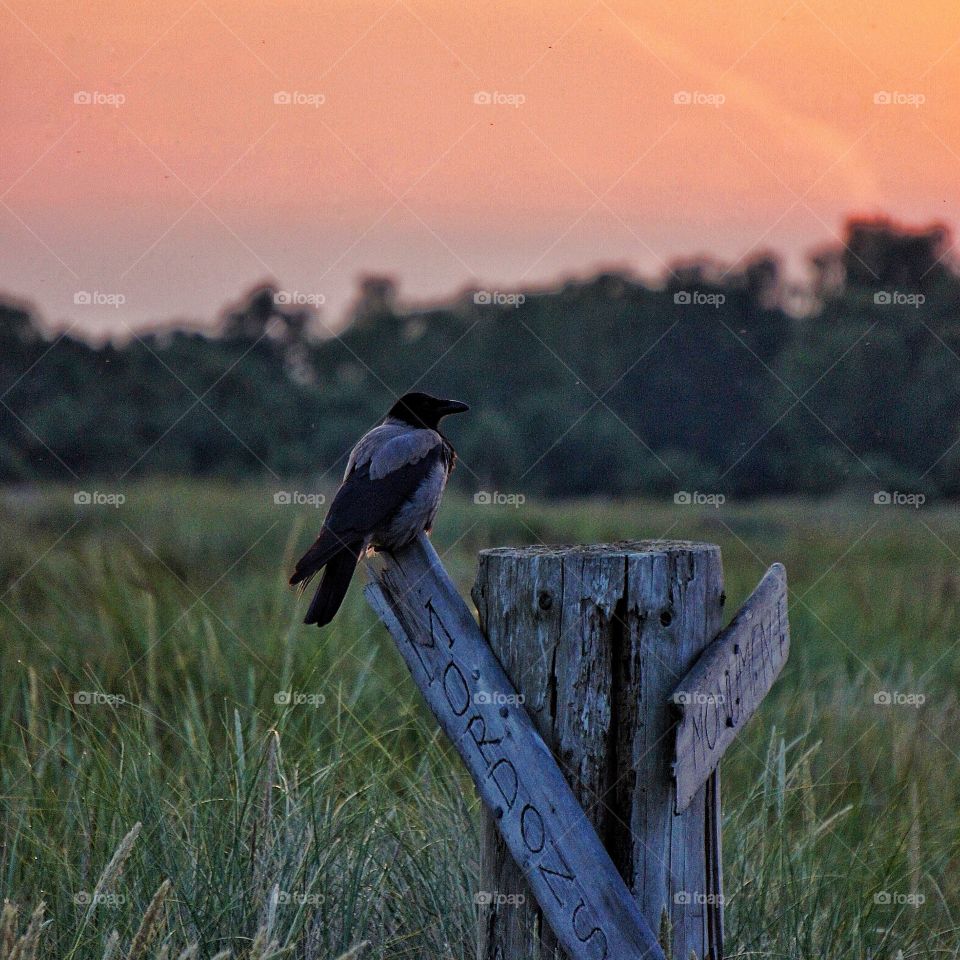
[
  {"left": 290, "top": 445, "right": 441, "bottom": 586},
  {"left": 327, "top": 444, "right": 442, "bottom": 538}
]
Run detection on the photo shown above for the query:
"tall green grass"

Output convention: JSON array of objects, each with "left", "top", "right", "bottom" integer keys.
[{"left": 1, "top": 484, "right": 958, "bottom": 958}]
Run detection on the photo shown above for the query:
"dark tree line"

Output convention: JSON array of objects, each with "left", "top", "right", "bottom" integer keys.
[{"left": 2, "top": 218, "right": 958, "bottom": 498}]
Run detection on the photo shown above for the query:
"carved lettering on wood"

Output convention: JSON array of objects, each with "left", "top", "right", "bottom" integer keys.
[
  {"left": 671, "top": 563, "right": 790, "bottom": 813},
  {"left": 364, "top": 535, "right": 667, "bottom": 960}
]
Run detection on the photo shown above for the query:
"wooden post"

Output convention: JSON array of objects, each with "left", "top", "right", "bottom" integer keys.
[
  {"left": 472, "top": 542, "right": 726, "bottom": 960},
  {"left": 364, "top": 537, "right": 789, "bottom": 960},
  {"left": 365, "top": 535, "right": 668, "bottom": 960}
]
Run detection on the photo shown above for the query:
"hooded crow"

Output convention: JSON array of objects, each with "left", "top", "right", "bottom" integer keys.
[{"left": 289, "top": 392, "right": 469, "bottom": 627}]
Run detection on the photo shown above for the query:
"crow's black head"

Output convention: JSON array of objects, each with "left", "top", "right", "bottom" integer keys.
[{"left": 387, "top": 392, "right": 469, "bottom": 430}]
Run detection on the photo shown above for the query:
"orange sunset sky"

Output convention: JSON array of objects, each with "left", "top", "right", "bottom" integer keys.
[{"left": 1, "top": 0, "right": 958, "bottom": 333}]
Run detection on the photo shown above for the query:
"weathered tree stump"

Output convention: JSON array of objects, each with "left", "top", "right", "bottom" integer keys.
[{"left": 472, "top": 542, "right": 726, "bottom": 960}]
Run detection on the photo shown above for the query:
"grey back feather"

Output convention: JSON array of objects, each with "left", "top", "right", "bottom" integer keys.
[{"left": 345, "top": 421, "right": 442, "bottom": 481}]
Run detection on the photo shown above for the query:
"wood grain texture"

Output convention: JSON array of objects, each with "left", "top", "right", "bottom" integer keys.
[
  {"left": 363, "top": 534, "right": 667, "bottom": 960},
  {"left": 473, "top": 541, "right": 726, "bottom": 960},
  {"left": 671, "top": 563, "right": 789, "bottom": 814}
]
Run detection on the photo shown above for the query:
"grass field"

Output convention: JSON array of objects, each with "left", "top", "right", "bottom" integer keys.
[{"left": 1, "top": 482, "right": 958, "bottom": 959}]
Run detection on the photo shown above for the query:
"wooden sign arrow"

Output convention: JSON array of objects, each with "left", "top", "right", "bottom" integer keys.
[
  {"left": 364, "top": 534, "right": 667, "bottom": 960},
  {"left": 670, "top": 563, "right": 790, "bottom": 813}
]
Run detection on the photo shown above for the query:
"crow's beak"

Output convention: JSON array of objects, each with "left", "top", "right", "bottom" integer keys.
[{"left": 437, "top": 399, "right": 470, "bottom": 416}]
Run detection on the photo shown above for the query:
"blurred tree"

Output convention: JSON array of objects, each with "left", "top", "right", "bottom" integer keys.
[{"left": 1, "top": 218, "right": 958, "bottom": 498}]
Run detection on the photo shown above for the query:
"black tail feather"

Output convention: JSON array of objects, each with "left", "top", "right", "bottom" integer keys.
[
  {"left": 289, "top": 530, "right": 343, "bottom": 587},
  {"left": 304, "top": 542, "right": 363, "bottom": 627}
]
